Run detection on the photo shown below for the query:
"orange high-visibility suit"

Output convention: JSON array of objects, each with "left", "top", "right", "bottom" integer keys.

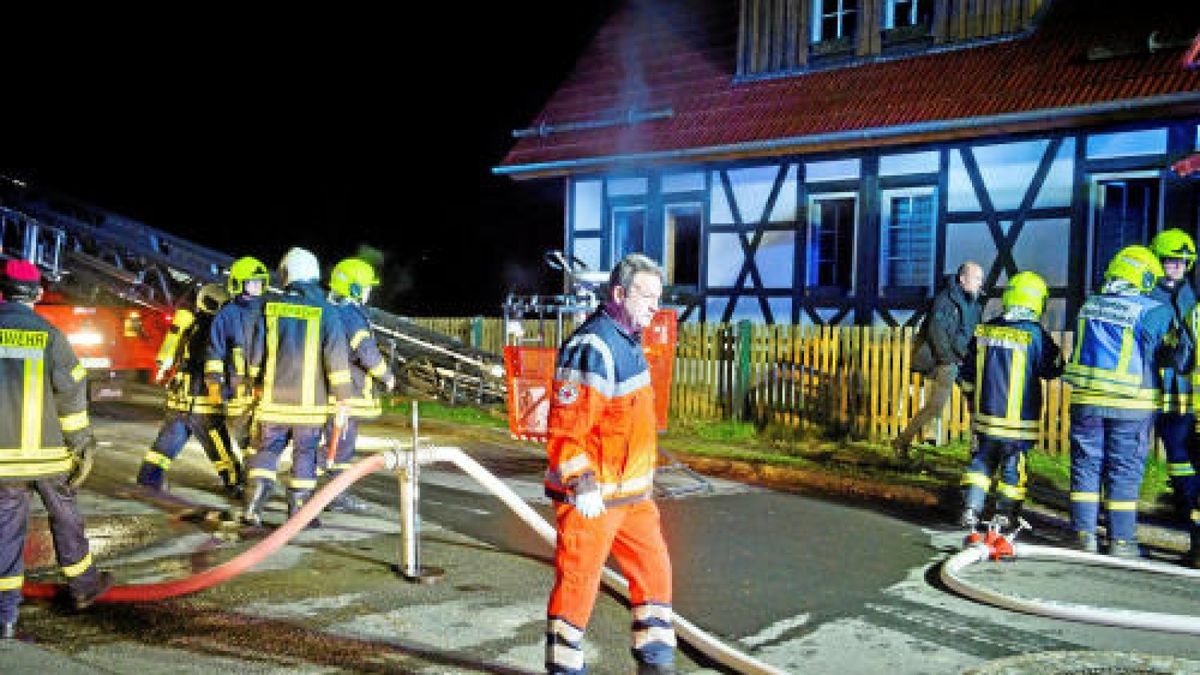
[{"left": 544, "top": 307, "right": 673, "bottom": 674}]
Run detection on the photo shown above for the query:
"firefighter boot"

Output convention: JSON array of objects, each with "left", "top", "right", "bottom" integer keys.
[
  {"left": 1184, "top": 528, "right": 1200, "bottom": 569},
  {"left": 1108, "top": 539, "right": 1142, "bottom": 559},
  {"left": 636, "top": 661, "right": 676, "bottom": 675},
  {"left": 1073, "top": 530, "right": 1099, "bottom": 554},
  {"left": 2, "top": 622, "right": 14, "bottom": 639},
  {"left": 241, "top": 479, "right": 272, "bottom": 527},
  {"left": 287, "top": 489, "right": 321, "bottom": 529},
  {"left": 958, "top": 507, "right": 980, "bottom": 529},
  {"left": 72, "top": 571, "right": 114, "bottom": 611}
]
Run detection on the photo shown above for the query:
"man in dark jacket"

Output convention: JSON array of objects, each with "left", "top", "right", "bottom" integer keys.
[{"left": 893, "top": 261, "right": 984, "bottom": 460}]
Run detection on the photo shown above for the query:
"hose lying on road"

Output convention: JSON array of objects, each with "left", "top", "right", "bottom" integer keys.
[
  {"left": 941, "top": 542, "right": 1200, "bottom": 635},
  {"left": 23, "top": 452, "right": 396, "bottom": 603},
  {"left": 24, "top": 446, "right": 784, "bottom": 675}
]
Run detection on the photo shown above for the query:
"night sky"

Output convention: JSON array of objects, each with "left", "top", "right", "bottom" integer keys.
[{"left": 8, "top": 3, "right": 619, "bottom": 317}]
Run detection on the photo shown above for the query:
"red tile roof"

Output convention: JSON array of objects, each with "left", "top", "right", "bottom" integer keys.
[{"left": 498, "top": 0, "right": 1200, "bottom": 178}]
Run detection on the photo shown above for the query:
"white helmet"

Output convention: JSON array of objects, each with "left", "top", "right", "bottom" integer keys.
[{"left": 278, "top": 247, "right": 320, "bottom": 285}]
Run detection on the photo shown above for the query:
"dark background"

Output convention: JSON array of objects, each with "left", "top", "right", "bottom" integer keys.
[{"left": 8, "top": 3, "right": 619, "bottom": 316}]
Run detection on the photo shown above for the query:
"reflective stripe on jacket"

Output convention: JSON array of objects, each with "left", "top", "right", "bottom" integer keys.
[
  {"left": 959, "top": 318, "right": 1063, "bottom": 441},
  {"left": 251, "top": 282, "right": 353, "bottom": 425},
  {"left": 329, "top": 300, "right": 392, "bottom": 419},
  {"left": 204, "top": 295, "right": 263, "bottom": 408},
  {"left": 1064, "top": 292, "right": 1176, "bottom": 416},
  {"left": 0, "top": 302, "right": 89, "bottom": 479},
  {"left": 163, "top": 312, "right": 225, "bottom": 416},
  {"left": 1151, "top": 279, "right": 1197, "bottom": 414},
  {"left": 544, "top": 307, "right": 657, "bottom": 507}
]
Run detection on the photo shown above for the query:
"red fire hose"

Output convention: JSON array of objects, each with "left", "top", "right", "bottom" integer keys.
[{"left": 23, "top": 453, "right": 392, "bottom": 603}]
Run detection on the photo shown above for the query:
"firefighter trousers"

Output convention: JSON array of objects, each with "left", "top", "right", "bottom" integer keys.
[
  {"left": 546, "top": 499, "right": 674, "bottom": 674},
  {"left": 320, "top": 416, "right": 361, "bottom": 475},
  {"left": 0, "top": 476, "right": 103, "bottom": 623},
  {"left": 961, "top": 436, "right": 1031, "bottom": 518},
  {"left": 1069, "top": 411, "right": 1153, "bottom": 543},
  {"left": 138, "top": 410, "right": 243, "bottom": 490},
  {"left": 246, "top": 424, "right": 323, "bottom": 493},
  {"left": 1157, "top": 412, "right": 1199, "bottom": 522}
]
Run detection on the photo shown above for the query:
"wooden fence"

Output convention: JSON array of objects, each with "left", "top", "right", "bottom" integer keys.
[{"left": 410, "top": 317, "right": 1077, "bottom": 454}]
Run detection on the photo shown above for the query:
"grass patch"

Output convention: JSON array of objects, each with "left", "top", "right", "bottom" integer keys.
[{"left": 385, "top": 398, "right": 507, "bottom": 429}]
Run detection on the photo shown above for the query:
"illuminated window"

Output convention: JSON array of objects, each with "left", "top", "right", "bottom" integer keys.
[
  {"left": 812, "top": 0, "right": 859, "bottom": 43},
  {"left": 884, "top": 0, "right": 932, "bottom": 29},
  {"left": 880, "top": 188, "right": 936, "bottom": 291}
]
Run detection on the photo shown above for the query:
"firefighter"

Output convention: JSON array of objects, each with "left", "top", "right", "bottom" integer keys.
[
  {"left": 319, "top": 257, "right": 395, "bottom": 514},
  {"left": 0, "top": 260, "right": 112, "bottom": 638},
  {"left": 544, "top": 253, "right": 674, "bottom": 675},
  {"left": 957, "top": 271, "right": 1063, "bottom": 529},
  {"left": 137, "top": 283, "right": 245, "bottom": 498},
  {"left": 1148, "top": 229, "right": 1199, "bottom": 524},
  {"left": 242, "top": 247, "right": 353, "bottom": 528},
  {"left": 205, "top": 255, "right": 271, "bottom": 452},
  {"left": 1063, "top": 245, "right": 1189, "bottom": 557}
]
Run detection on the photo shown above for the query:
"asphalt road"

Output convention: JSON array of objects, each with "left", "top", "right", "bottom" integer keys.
[{"left": 4, "top": 397, "right": 1200, "bottom": 674}]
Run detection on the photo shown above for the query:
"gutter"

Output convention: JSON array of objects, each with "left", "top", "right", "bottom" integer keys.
[{"left": 493, "top": 91, "right": 1200, "bottom": 178}]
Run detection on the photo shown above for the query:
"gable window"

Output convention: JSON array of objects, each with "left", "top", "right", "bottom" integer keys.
[
  {"left": 1088, "top": 174, "right": 1160, "bottom": 290},
  {"left": 665, "top": 204, "right": 702, "bottom": 287},
  {"left": 811, "top": 0, "right": 858, "bottom": 45},
  {"left": 884, "top": 0, "right": 932, "bottom": 29},
  {"left": 806, "top": 194, "right": 857, "bottom": 291},
  {"left": 880, "top": 187, "right": 935, "bottom": 292}
]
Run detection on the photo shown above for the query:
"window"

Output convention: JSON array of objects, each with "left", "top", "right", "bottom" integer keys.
[
  {"left": 612, "top": 207, "right": 646, "bottom": 262},
  {"left": 880, "top": 188, "right": 935, "bottom": 291},
  {"left": 884, "top": 0, "right": 932, "bottom": 29},
  {"left": 806, "top": 195, "right": 856, "bottom": 290},
  {"left": 811, "top": 0, "right": 858, "bottom": 44},
  {"left": 665, "top": 204, "right": 702, "bottom": 286},
  {"left": 1089, "top": 175, "right": 1160, "bottom": 289}
]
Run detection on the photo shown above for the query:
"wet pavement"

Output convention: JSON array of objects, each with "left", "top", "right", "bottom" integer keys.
[{"left": 5, "top": 394, "right": 1200, "bottom": 674}]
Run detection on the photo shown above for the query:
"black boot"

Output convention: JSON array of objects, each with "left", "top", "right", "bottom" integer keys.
[
  {"left": 287, "top": 489, "right": 321, "bottom": 529},
  {"left": 1185, "top": 527, "right": 1200, "bottom": 569},
  {"left": 241, "top": 479, "right": 272, "bottom": 527},
  {"left": 72, "top": 570, "right": 114, "bottom": 611},
  {"left": 2, "top": 622, "right": 14, "bottom": 639}
]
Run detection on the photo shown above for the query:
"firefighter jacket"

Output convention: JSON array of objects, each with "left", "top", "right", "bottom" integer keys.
[
  {"left": 958, "top": 317, "right": 1064, "bottom": 442},
  {"left": 329, "top": 299, "right": 392, "bottom": 419},
  {"left": 1064, "top": 291, "right": 1187, "bottom": 418},
  {"left": 250, "top": 282, "right": 353, "bottom": 426},
  {"left": 161, "top": 311, "right": 224, "bottom": 416},
  {"left": 0, "top": 301, "right": 90, "bottom": 479},
  {"left": 1150, "top": 279, "right": 1197, "bottom": 414},
  {"left": 544, "top": 306, "right": 657, "bottom": 507},
  {"left": 204, "top": 295, "right": 263, "bottom": 413}
]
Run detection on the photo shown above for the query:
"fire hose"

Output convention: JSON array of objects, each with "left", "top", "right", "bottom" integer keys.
[
  {"left": 941, "top": 524, "right": 1200, "bottom": 635},
  {"left": 23, "top": 446, "right": 786, "bottom": 675}
]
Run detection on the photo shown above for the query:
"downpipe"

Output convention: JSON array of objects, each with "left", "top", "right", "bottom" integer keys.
[{"left": 941, "top": 527, "right": 1200, "bottom": 635}]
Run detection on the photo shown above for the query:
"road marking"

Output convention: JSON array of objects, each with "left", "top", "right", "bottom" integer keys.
[{"left": 740, "top": 613, "right": 810, "bottom": 647}]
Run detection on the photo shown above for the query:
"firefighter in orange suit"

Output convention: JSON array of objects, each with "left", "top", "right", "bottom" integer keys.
[
  {"left": 544, "top": 253, "right": 674, "bottom": 675},
  {"left": 0, "top": 260, "right": 112, "bottom": 639}
]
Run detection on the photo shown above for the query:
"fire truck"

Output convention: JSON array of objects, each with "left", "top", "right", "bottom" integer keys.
[{"left": 0, "top": 176, "right": 505, "bottom": 405}]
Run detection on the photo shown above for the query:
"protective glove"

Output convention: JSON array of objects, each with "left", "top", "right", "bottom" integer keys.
[
  {"left": 574, "top": 490, "right": 606, "bottom": 519},
  {"left": 65, "top": 428, "right": 97, "bottom": 488}
]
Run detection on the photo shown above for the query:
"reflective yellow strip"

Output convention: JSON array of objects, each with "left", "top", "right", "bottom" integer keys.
[
  {"left": 0, "top": 575, "right": 23, "bottom": 591},
  {"left": 290, "top": 478, "right": 317, "bottom": 489},
  {"left": 331, "top": 462, "right": 354, "bottom": 471},
  {"left": 59, "top": 410, "right": 89, "bottom": 432},
  {"left": 1168, "top": 462, "right": 1197, "bottom": 477},
  {"left": 1071, "top": 491, "right": 1100, "bottom": 502},
  {"left": 61, "top": 552, "right": 93, "bottom": 578},
  {"left": 996, "top": 482, "right": 1026, "bottom": 500},
  {"left": 22, "top": 356, "right": 44, "bottom": 451},
  {"left": 1106, "top": 500, "right": 1138, "bottom": 511},
  {"left": 71, "top": 364, "right": 87, "bottom": 381},
  {"left": 368, "top": 361, "right": 388, "bottom": 378},
  {"left": 328, "top": 370, "right": 351, "bottom": 386},
  {"left": 232, "top": 347, "right": 246, "bottom": 376},
  {"left": 143, "top": 451, "right": 172, "bottom": 469},
  {"left": 1007, "top": 347, "right": 1026, "bottom": 421},
  {"left": 248, "top": 468, "right": 277, "bottom": 481},
  {"left": 350, "top": 330, "right": 370, "bottom": 350},
  {"left": 1064, "top": 362, "right": 1142, "bottom": 385},
  {"left": 263, "top": 315, "right": 279, "bottom": 405},
  {"left": 302, "top": 310, "right": 320, "bottom": 407},
  {"left": 1070, "top": 392, "right": 1159, "bottom": 409},
  {"left": 960, "top": 472, "right": 992, "bottom": 490},
  {"left": 207, "top": 429, "right": 236, "bottom": 472},
  {"left": 973, "top": 346, "right": 984, "bottom": 413},
  {"left": 1017, "top": 452, "right": 1027, "bottom": 493},
  {"left": 204, "top": 359, "right": 224, "bottom": 374},
  {"left": 0, "top": 456, "right": 73, "bottom": 477},
  {"left": 1115, "top": 327, "right": 1134, "bottom": 379},
  {"left": 1192, "top": 509, "right": 1200, "bottom": 525}
]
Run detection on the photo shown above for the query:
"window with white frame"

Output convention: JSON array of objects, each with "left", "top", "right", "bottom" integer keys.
[
  {"left": 811, "top": 0, "right": 858, "bottom": 44},
  {"left": 806, "top": 194, "right": 856, "bottom": 290},
  {"left": 1089, "top": 173, "right": 1160, "bottom": 290},
  {"left": 880, "top": 187, "right": 936, "bottom": 291},
  {"left": 612, "top": 207, "right": 646, "bottom": 263},
  {"left": 884, "top": 0, "right": 933, "bottom": 29}
]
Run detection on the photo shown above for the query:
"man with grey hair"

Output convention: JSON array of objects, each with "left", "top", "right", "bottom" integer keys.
[
  {"left": 893, "top": 261, "right": 984, "bottom": 462},
  {"left": 543, "top": 252, "right": 675, "bottom": 674}
]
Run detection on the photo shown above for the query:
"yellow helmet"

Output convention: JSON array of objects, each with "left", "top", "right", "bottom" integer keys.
[
  {"left": 1150, "top": 228, "right": 1197, "bottom": 271},
  {"left": 329, "top": 258, "right": 380, "bottom": 301},
  {"left": 1104, "top": 245, "right": 1163, "bottom": 294},
  {"left": 1001, "top": 271, "right": 1049, "bottom": 318},
  {"left": 227, "top": 256, "right": 271, "bottom": 295}
]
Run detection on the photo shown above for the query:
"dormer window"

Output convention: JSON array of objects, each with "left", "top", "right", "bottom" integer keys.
[
  {"left": 884, "top": 0, "right": 932, "bottom": 29},
  {"left": 811, "top": 0, "right": 858, "bottom": 47}
]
